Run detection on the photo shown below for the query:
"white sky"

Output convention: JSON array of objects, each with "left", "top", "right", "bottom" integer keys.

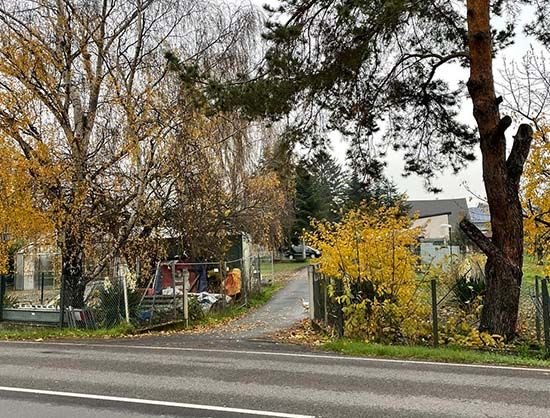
[{"left": 246, "top": 1, "right": 543, "bottom": 204}]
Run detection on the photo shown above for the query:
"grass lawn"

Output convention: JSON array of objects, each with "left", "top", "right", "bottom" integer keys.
[
  {"left": 259, "top": 260, "right": 309, "bottom": 279},
  {"left": 417, "top": 254, "right": 545, "bottom": 294},
  {"left": 323, "top": 339, "right": 550, "bottom": 368},
  {"left": 522, "top": 254, "right": 546, "bottom": 289}
]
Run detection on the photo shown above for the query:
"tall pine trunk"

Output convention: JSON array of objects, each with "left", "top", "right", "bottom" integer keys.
[{"left": 462, "top": 0, "right": 533, "bottom": 340}]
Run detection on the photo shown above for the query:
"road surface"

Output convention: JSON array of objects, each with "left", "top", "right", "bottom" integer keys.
[{"left": 0, "top": 338, "right": 549, "bottom": 417}]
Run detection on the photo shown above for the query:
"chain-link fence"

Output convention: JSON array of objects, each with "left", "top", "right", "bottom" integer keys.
[
  {"left": 0, "top": 250, "right": 63, "bottom": 326},
  {"left": 309, "top": 263, "right": 550, "bottom": 354},
  {"left": 1, "top": 251, "right": 276, "bottom": 330},
  {"left": 309, "top": 265, "right": 344, "bottom": 337},
  {"left": 521, "top": 276, "right": 550, "bottom": 354},
  {"left": 133, "top": 254, "right": 275, "bottom": 328}
]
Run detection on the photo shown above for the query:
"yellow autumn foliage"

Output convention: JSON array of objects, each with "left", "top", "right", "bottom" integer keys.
[
  {"left": 0, "top": 140, "right": 52, "bottom": 273},
  {"left": 306, "top": 205, "right": 430, "bottom": 343},
  {"left": 522, "top": 126, "right": 550, "bottom": 274}
]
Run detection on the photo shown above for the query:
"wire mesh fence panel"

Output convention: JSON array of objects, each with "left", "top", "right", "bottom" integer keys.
[
  {"left": 1, "top": 251, "right": 63, "bottom": 326},
  {"left": 242, "top": 247, "right": 276, "bottom": 298},
  {"left": 309, "top": 265, "right": 343, "bottom": 335},
  {"left": 519, "top": 278, "right": 541, "bottom": 344},
  {"left": 5, "top": 280, "right": 60, "bottom": 309},
  {"left": 424, "top": 271, "right": 550, "bottom": 349},
  {"left": 133, "top": 258, "right": 251, "bottom": 329},
  {"left": 302, "top": 256, "right": 550, "bottom": 351},
  {"left": 423, "top": 270, "right": 489, "bottom": 347},
  {"left": 248, "top": 255, "right": 262, "bottom": 296},
  {"left": 2, "top": 250, "right": 274, "bottom": 330},
  {"left": 257, "top": 251, "right": 275, "bottom": 285},
  {"left": 84, "top": 275, "right": 134, "bottom": 329},
  {"left": 7, "top": 251, "right": 61, "bottom": 309}
]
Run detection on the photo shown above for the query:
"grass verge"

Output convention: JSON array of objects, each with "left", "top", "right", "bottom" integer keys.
[
  {"left": 323, "top": 339, "right": 550, "bottom": 368},
  {"left": 0, "top": 323, "right": 135, "bottom": 341}
]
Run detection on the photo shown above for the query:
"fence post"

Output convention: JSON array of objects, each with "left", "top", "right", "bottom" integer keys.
[
  {"left": 257, "top": 251, "right": 261, "bottom": 290},
  {"left": 323, "top": 276, "right": 328, "bottom": 324},
  {"left": 307, "top": 266, "right": 315, "bottom": 320},
  {"left": 122, "top": 272, "right": 130, "bottom": 325},
  {"left": 334, "top": 278, "right": 344, "bottom": 338},
  {"left": 59, "top": 274, "right": 65, "bottom": 328},
  {"left": 183, "top": 269, "right": 189, "bottom": 328},
  {"left": 535, "top": 276, "right": 542, "bottom": 344},
  {"left": 240, "top": 257, "right": 248, "bottom": 305},
  {"left": 40, "top": 272, "right": 45, "bottom": 305},
  {"left": 431, "top": 279, "right": 439, "bottom": 347},
  {"left": 220, "top": 261, "right": 226, "bottom": 309},
  {"left": 541, "top": 277, "right": 550, "bottom": 356},
  {"left": 171, "top": 261, "right": 177, "bottom": 321},
  {"left": 271, "top": 250, "right": 275, "bottom": 284},
  {"left": 0, "top": 274, "right": 5, "bottom": 322}
]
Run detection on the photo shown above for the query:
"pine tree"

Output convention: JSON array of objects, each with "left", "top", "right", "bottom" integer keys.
[
  {"left": 206, "top": 0, "right": 550, "bottom": 338},
  {"left": 292, "top": 150, "right": 348, "bottom": 240}
]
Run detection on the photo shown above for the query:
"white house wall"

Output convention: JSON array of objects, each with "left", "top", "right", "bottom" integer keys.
[
  {"left": 412, "top": 214, "right": 450, "bottom": 240},
  {"left": 420, "top": 242, "right": 461, "bottom": 265}
]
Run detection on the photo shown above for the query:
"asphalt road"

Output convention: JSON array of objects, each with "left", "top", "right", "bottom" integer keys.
[{"left": 0, "top": 338, "right": 549, "bottom": 418}]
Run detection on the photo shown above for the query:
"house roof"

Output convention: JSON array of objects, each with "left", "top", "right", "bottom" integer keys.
[
  {"left": 407, "top": 198, "right": 470, "bottom": 227},
  {"left": 416, "top": 211, "right": 451, "bottom": 220}
]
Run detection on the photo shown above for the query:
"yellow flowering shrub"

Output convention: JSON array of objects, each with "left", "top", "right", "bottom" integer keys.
[{"left": 306, "top": 205, "right": 430, "bottom": 343}]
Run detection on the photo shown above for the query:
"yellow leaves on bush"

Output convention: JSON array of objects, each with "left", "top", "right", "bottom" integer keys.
[
  {"left": 440, "top": 302, "right": 504, "bottom": 349},
  {"left": 306, "top": 205, "right": 430, "bottom": 343},
  {"left": 522, "top": 126, "right": 550, "bottom": 273},
  {"left": 307, "top": 205, "right": 419, "bottom": 281}
]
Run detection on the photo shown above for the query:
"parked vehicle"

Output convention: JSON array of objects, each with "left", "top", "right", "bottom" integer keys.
[{"left": 284, "top": 245, "right": 321, "bottom": 259}]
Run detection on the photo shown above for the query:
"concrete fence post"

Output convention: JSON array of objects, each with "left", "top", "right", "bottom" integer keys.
[
  {"left": 183, "top": 269, "right": 189, "bottom": 328},
  {"left": 308, "top": 265, "right": 315, "bottom": 321},
  {"left": 334, "top": 279, "right": 344, "bottom": 338},
  {"left": 171, "top": 261, "right": 177, "bottom": 320},
  {"left": 59, "top": 274, "right": 65, "bottom": 328},
  {"left": 431, "top": 279, "right": 439, "bottom": 347},
  {"left": 40, "top": 272, "right": 45, "bottom": 305},
  {"left": 0, "top": 275, "right": 5, "bottom": 322},
  {"left": 535, "top": 276, "right": 542, "bottom": 344},
  {"left": 122, "top": 272, "right": 130, "bottom": 325},
  {"left": 541, "top": 277, "right": 550, "bottom": 356}
]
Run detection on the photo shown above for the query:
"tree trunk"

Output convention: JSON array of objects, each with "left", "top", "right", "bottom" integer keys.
[
  {"left": 463, "top": 0, "right": 533, "bottom": 340},
  {"left": 60, "top": 229, "right": 86, "bottom": 309}
]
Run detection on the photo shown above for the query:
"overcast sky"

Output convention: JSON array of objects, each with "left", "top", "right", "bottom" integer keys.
[{"left": 246, "top": 1, "right": 542, "bottom": 204}]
